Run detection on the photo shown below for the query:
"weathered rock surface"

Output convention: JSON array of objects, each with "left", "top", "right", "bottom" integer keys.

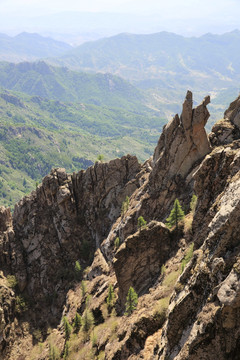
[
  {"left": 154, "top": 146, "right": 240, "bottom": 359},
  {"left": 192, "top": 142, "right": 240, "bottom": 248},
  {"left": 210, "top": 94, "right": 240, "bottom": 146},
  {"left": 0, "top": 273, "right": 15, "bottom": 353},
  {"left": 102, "top": 91, "right": 211, "bottom": 259},
  {"left": 114, "top": 221, "right": 171, "bottom": 305},
  {"left": 2, "top": 155, "right": 140, "bottom": 328},
  {"left": 2, "top": 91, "right": 240, "bottom": 360}
]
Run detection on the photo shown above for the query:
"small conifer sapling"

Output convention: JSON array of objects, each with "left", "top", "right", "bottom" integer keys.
[
  {"left": 82, "top": 310, "right": 95, "bottom": 333},
  {"left": 73, "top": 312, "right": 82, "bottom": 333},
  {"left": 137, "top": 216, "right": 146, "bottom": 231},
  {"left": 166, "top": 199, "right": 185, "bottom": 229},
  {"left": 63, "top": 316, "right": 72, "bottom": 340},
  {"left": 106, "top": 284, "right": 115, "bottom": 311},
  {"left": 125, "top": 287, "right": 138, "bottom": 316}
]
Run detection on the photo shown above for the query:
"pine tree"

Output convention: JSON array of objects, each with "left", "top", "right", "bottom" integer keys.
[
  {"left": 137, "top": 216, "right": 146, "bottom": 231},
  {"left": 63, "top": 316, "right": 72, "bottom": 340},
  {"left": 82, "top": 310, "right": 95, "bottom": 332},
  {"left": 63, "top": 341, "right": 69, "bottom": 360},
  {"left": 166, "top": 199, "right": 185, "bottom": 229},
  {"left": 73, "top": 312, "right": 82, "bottom": 333},
  {"left": 125, "top": 287, "right": 138, "bottom": 316},
  {"left": 106, "top": 284, "right": 115, "bottom": 311}
]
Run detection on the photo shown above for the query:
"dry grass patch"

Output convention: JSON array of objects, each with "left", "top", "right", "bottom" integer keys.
[
  {"left": 162, "top": 270, "right": 180, "bottom": 289},
  {"left": 153, "top": 296, "right": 170, "bottom": 325},
  {"left": 94, "top": 316, "right": 119, "bottom": 347},
  {"left": 184, "top": 213, "right": 193, "bottom": 235}
]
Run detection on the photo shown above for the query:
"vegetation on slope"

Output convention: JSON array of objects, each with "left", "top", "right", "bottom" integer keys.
[
  {"left": 49, "top": 30, "right": 240, "bottom": 127},
  {"left": 0, "top": 89, "right": 164, "bottom": 208},
  {"left": 0, "top": 61, "right": 149, "bottom": 111}
]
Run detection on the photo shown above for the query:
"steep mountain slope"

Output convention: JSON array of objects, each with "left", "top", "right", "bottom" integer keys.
[
  {"left": 0, "top": 32, "right": 72, "bottom": 62},
  {"left": 49, "top": 30, "right": 240, "bottom": 125},
  {"left": 0, "top": 91, "right": 240, "bottom": 359},
  {"left": 0, "top": 89, "right": 163, "bottom": 208},
  {"left": 52, "top": 30, "right": 240, "bottom": 85},
  {"left": 0, "top": 61, "right": 150, "bottom": 110}
]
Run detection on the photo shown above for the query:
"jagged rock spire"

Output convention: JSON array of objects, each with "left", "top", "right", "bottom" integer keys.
[{"left": 152, "top": 90, "right": 211, "bottom": 180}]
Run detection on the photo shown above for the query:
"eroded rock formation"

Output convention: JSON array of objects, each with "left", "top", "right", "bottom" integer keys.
[
  {"left": 1, "top": 91, "right": 240, "bottom": 359},
  {"left": 102, "top": 91, "right": 212, "bottom": 259},
  {"left": 114, "top": 221, "right": 172, "bottom": 305}
]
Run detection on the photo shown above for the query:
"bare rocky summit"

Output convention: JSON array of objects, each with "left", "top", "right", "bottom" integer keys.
[{"left": 0, "top": 91, "right": 240, "bottom": 359}]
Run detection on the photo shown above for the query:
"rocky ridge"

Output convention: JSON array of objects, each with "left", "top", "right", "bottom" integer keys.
[{"left": 0, "top": 91, "right": 240, "bottom": 359}]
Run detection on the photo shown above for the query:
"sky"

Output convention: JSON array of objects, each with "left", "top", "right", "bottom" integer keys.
[
  {"left": 0, "top": 0, "right": 239, "bottom": 41},
  {"left": 0, "top": 0, "right": 240, "bottom": 18},
  {"left": 0, "top": 0, "right": 238, "bottom": 16}
]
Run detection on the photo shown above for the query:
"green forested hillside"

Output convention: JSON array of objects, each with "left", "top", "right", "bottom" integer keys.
[
  {"left": 48, "top": 30, "right": 240, "bottom": 125},
  {"left": 0, "top": 61, "right": 148, "bottom": 111},
  {"left": 0, "top": 89, "right": 164, "bottom": 208},
  {"left": 52, "top": 30, "right": 240, "bottom": 85}
]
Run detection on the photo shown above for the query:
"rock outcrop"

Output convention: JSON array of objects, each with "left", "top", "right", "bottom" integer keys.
[
  {"left": 114, "top": 221, "right": 172, "bottom": 305},
  {"left": 1, "top": 91, "right": 240, "bottom": 360},
  {"left": 155, "top": 147, "right": 240, "bottom": 359},
  {"left": 210, "top": 94, "right": 240, "bottom": 146},
  {"left": 102, "top": 91, "right": 211, "bottom": 259},
  {"left": 2, "top": 155, "right": 141, "bottom": 328},
  {"left": 0, "top": 273, "right": 15, "bottom": 353}
]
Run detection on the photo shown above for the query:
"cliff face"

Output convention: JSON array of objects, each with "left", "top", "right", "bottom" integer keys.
[
  {"left": 1, "top": 91, "right": 240, "bottom": 360},
  {"left": 3, "top": 156, "right": 140, "bottom": 324}
]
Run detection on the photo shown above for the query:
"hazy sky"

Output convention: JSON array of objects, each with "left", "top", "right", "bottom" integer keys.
[
  {"left": 0, "top": 0, "right": 238, "bottom": 41},
  {"left": 0, "top": 0, "right": 238, "bottom": 17}
]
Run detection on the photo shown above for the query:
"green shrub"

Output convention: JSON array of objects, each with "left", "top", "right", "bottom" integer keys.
[
  {"left": 6, "top": 275, "right": 18, "bottom": 288},
  {"left": 137, "top": 216, "right": 146, "bottom": 231},
  {"left": 190, "top": 194, "right": 197, "bottom": 214},
  {"left": 153, "top": 297, "right": 169, "bottom": 326},
  {"left": 181, "top": 243, "right": 194, "bottom": 273},
  {"left": 15, "top": 295, "right": 28, "bottom": 313},
  {"left": 114, "top": 237, "right": 120, "bottom": 250},
  {"left": 121, "top": 196, "right": 130, "bottom": 216},
  {"left": 97, "top": 154, "right": 104, "bottom": 162},
  {"left": 81, "top": 280, "right": 87, "bottom": 297},
  {"left": 74, "top": 260, "right": 82, "bottom": 280},
  {"left": 161, "top": 264, "right": 166, "bottom": 276}
]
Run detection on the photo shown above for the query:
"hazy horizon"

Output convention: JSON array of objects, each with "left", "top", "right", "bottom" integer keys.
[{"left": 0, "top": 0, "right": 238, "bottom": 45}]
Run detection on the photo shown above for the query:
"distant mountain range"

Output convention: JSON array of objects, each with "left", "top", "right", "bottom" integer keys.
[
  {"left": 46, "top": 30, "right": 240, "bottom": 124},
  {"left": 0, "top": 30, "right": 240, "bottom": 208},
  {"left": 0, "top": 32, "right": 72, "bottom": 62},
  {"left": 50, "top": 30, "right": 240, "bottom": 88}
]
